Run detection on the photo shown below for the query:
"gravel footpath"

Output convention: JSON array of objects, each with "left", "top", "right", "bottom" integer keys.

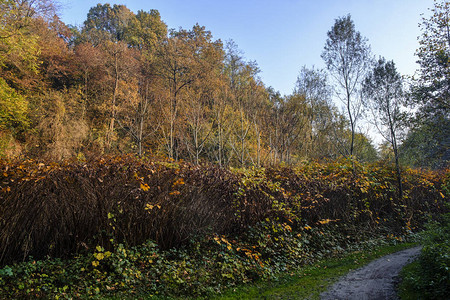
[{"left": 320, "top": 246, "right": 421, "bottom": 300}]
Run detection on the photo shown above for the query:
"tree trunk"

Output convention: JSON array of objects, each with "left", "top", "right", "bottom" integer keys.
[
  {"left": 107, "top": 52, "right": 119, "bottom": 150},
  {"left": 391, "top": 127, "right": 403, "bottom": 199}
]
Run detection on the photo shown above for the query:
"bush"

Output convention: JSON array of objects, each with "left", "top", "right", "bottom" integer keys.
[
  {"left": 399, "top": 212, "right": 450, "bottom": 299},
  {"left": 0, "top": 156, "right": 447, "bottom": 266},
  {"left": 0, "top": 156, "right": 447, "bottom": 298}
]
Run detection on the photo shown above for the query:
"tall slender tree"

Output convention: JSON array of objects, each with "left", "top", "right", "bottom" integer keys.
[
  {"left": 321, "top": 15, "right": 371, "bottom": 158},
  {"left": 363, "top": 58, "right": 405, "bottom": 196},
  {"left": 223, "top": 40, "right": 261, "bottom": 166}
]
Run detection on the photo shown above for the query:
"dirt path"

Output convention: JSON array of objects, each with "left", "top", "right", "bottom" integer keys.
[{"left": 320, "top": 246, "right": 421, "bottom": 300}]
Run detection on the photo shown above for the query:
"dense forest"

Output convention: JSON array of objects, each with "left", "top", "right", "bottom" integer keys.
[{"left": 0, "top": 0, "right": 447, "bottom": 169}]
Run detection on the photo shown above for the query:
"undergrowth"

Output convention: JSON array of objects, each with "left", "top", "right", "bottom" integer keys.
[
  {"left": 399, "top": 211, "right": 450, "bottom": 299},
  {"left": 0, "top": 155, "right": 447, "bottom": 298}
]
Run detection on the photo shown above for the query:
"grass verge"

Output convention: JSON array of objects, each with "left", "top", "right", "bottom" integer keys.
[
  {"left": 398, "top": 212, "right": 450, "bottom": 299},
  {"left": 397, "top": 260, "right": 422, "bottom": 300},
  {"left": 214, "top": 242, "right": 418, "bottom": 300}
]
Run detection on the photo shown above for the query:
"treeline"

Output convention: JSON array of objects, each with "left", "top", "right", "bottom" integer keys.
[{"left": 0, "top": 0, "right": 448, "bottom": 168}]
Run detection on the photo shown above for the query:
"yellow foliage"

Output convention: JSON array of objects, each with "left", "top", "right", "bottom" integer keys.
[
  {"left": 282, "top": 223, "right": 292, "bottom": 232},
  {"left": 145, "top": 204, "right": 161, "bottom": 210},
  {"left": 172, "top": 178, "right": 185, "bottom": 186},
  {"left": 140, "top": 183, "right": 150, "bottom": 191}
]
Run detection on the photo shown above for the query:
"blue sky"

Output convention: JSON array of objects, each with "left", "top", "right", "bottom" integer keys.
[{"left": 59, "top": 0, "right": 433, "bottom": 96}]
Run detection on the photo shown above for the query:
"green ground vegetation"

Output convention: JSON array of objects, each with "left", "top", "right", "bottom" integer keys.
[
  {"left": 217, "top": 242, "right": 418, "bottom": 300},
  {"left": 398, "top": 212, "right": 450, "bottom": 299}
]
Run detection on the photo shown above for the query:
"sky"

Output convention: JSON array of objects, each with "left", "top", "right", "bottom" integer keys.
[{"left": 58, "top": 0, "right": 433, "bottom": 97}]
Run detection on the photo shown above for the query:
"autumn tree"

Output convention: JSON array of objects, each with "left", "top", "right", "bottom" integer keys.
[
  {"left": 0, "top": 78, "right": 28, "bottom": 156},
  {"left": 266, "top": 88, "right": 282, "bottom": 164},
  {"left": 73, "top": 42, "right": 104, "bottom": 119},
  {"left": 266, "top": 88, "right": 309, "bottom": 164},
  {"left": 82, "top": 3, "right": 134, "bottom": 45},
  {"left": 182, "top": 82, "right": 216, "bottom": 164},
  {"left": 0, "top": 0, "right": 60, "bottom": 157},
  {"left": 80, "top": 4, "right": 139, "bottom": 151},
  {"left": 0, "top": 0, "right": 45, "bottom": 91},
  {"left": 179, "top": 27, "right": 223, "bottom": 164},
  {"left": 294, "top": 66, "right": 336, "bottom": 160},
  {"left": 207, "top": 74, "right": 232, "bottom": 166},
  {"left": 223, "top": 41, "right": 265, "bottom": 166},
  {"left": 154, "top": 25, "right": 223, "bottom": 160},
  {"left": 247, "top": 80, "right": 270, "bottom": 166},
  {"left": 117, "top": 10, "right": 167, "bottom": 156},
  {"left": 32, "top": 15, "right": 76, "bottom": 90},
  {"left": 321, "top": 15, "right": 372, "bottom": 158},
  {"left": 31, "top": 89, "right": 88, "bottom": 160},
  {"left": 125, "top": 9, "right": 167, "bottom": 53}
]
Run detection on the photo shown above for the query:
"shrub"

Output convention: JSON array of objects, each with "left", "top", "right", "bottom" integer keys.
[
  {"left": 0, "top": 156, "right": 447, "bottom": 298},
  {"left": 399, "top": 212, "right": 450, "bottom": 299},
  {"left": 0, "top": 156, "right": 447, "bottom": 266}
]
